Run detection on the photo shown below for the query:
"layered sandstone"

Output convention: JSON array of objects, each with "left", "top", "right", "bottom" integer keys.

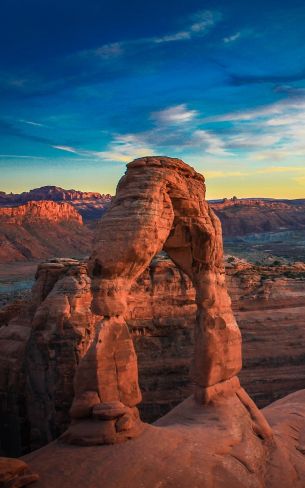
[
  {"left": 0, "top": 157, "right": 261, "bottom": 453},
  {"left": 1, "top": 255, "right": 305, "bottom": 454},
  {"left": 0, "top": 186, "right": 111, "bottom": 205},
  {"left": 63, "top": 156, "right": 245, "bottom": 445},
  {"left": 2, "top": 156, "right": 305, "bottom": 486},
  {"left": 0, "top": 457, "right": 38, "bottom": 487},
  {"left": 0, "top": 201, "right": 93, "bottom": 263},
  {"left": 0, "top": 201, "right": 82, "bottom": 225},
  {"left": 211, "top": 199, "right": 305, "bottom": 236},
  {"left": 0, "top": 186, "right": 112, "bottom": 222}
]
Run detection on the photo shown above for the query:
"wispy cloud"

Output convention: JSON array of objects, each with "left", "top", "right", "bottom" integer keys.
[
  {"left": 223, "top": 32, "right": 240, "bottom": 43},
  {"left": 77, "top": 9, "right": 221, "bottom": 62},
  {"left": 0, "top": 154, "right": 46, "bottom": 159},
  {"left": 193, "top": 130, "right": 229, "bottom": 156},
  {"left": 19, "top": 119, "right": 45, "bottom": 127},
  {"left": 95, "top": 134, "right": 154, "bottom": 162},
  {"left": 51, "top": 145, "right": 81, "bottom": 154},
  {"left": 155, "top": 10, "right": 221, "bottom": 43},
  {"left": 152, "top": 104, "right": 198, "bottom": 125},
  {"left": 202, "top": 92, "right": 305, "bottom": 160}
]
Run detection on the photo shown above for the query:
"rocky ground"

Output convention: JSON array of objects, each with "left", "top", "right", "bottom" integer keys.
[{"left": 22, "top": 389, "right": 305, "bottom": 488}]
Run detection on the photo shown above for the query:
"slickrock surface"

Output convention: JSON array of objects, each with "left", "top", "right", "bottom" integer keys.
[
  {"left": 23, "top": 389, "right": 305, "bottom": 488},
  {"left": 0, "top": 201, "right": 92, "bottom": 262}
]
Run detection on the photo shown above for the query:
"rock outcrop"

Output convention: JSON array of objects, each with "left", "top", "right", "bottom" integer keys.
[
  {"left": 0, "top": 201, "right": 82, "bottom": 225},
  {"left": 1, "top": 256, "right": 305, "bottom": 454},
  {"left": 63, "top": 156, "right": 246, "bottom": 445},
  {"left": 22, "top": 388, "right": 305, "bottom": 488},
  {"left": 0, "top": 457, "right": 38, "bottom": 487},
  {"left": 211, "top": 198, "right": 305, "bottom": 236},
  {"left": 0, "top": 186, "right": 112, "bottom": 222},
  {"left": 2, "top": 157, "right": 305, "bottom": 486},
  {"left": 0, "top": 201, "right": 93, "bottom": 263}
]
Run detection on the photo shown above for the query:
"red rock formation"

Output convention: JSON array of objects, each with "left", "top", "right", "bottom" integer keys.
[
  {"left": 3, "top": 156, "right": 305, "bottom": 485},
  {"left": 0, "top": 201, "right": 93, "bottom": 263},
  {"left": 0, "top": 186, "right": 112, "bottom": 222},
  {"left": 211, "top": 199, "right": 305, "bottom": 236},
  {"left": 0, "top": 457, "right": 38, "bottom": 487},
  {"left": 2, "top": 255, "right": 305, "bottom": 454},
  {"left": 64, "top": 156, "right": 267, "bottom": 445},
  {"left": 0, "top": 201, "right": 82, "bottom": 225},
  {"left": 0, "top": 186, "right": 111, "bottom": 204},
  {"left": 23, "top": 389, "right": 305, "bottom": 488}
]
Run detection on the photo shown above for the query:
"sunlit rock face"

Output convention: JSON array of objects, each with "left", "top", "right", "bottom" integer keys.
[
  {"left": 62, "top": 156, "right": 243, "bottom": 445},
  {"left": 1, "top": 156, "right": 245, "bottom": 450},
  {"left": 0, "top": 201, "right": 92, "bottom": 263},
  {"left": 3, "top": 158, "right": 305, "bottom": 487}
]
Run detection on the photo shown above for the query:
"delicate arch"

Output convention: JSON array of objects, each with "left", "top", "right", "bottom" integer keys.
[{"left": 63, "top": 157, "right": 242, "bottom": 445}]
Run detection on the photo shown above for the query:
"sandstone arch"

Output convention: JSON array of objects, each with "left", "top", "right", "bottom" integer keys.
[{"left": 63, "top": 157, "right": 269, "bottom": 445}]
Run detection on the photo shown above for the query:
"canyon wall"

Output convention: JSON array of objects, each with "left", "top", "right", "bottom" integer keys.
[
  {"left": 1, "top": 254, "right": 305, "bottom": 454},
  {"left": 0, "top": 201, "right": 93, "bottom": 263},
  {"left": 0, "top": 186, "right": 112, "bottom": 221},
  {"left": 0, "top": 201, "right": 83, "bottom": 225}
]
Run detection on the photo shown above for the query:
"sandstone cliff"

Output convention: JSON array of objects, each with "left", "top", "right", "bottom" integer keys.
[
  {"left": 0, "top": 186, "right": 112, "bottom": 221},
  {"left": 0, "top": 201, "right": 92, "bottom": 263},
  {"left": 211, "top": 198, "right": 305, "bottom": 236}
]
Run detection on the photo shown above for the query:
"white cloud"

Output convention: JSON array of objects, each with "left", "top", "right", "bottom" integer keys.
[
  {"left": 228, "top": 133, "right": 281, "bottom": 148},
  {"left": 87, "top": 43, "right": 123, "bottom": 59},
  {"left": 193, "top": 130, "right": 229, "bottom": 156},
  {"left": 152, "top": 104, "right": 198, "bottom": 125},
  {"left": 19, "top": 119, "right": 45, "bottom": 127},
  {"left": 206, "top": 97, "right": 305, "bottom": 123},
  {"left": 76, "top": 9, "right": 221, "bottom": 60},
  {"left": 0, "top": 154, "right": 46, "bottom": 159},
  {"left": 154, "top": 31, "right": 191, "bottom": 43},
  {"left": 190, "top": 10, "right": 221, "bottom": 33},
  {"left": 223, "top": 32, "right": 241, "bottom": 43},
  {"left": 95, "top": 134, "right": 154, "bottom": 162},
  {"left": 51, "top": 145, "right": 80, "bottom": 154}
]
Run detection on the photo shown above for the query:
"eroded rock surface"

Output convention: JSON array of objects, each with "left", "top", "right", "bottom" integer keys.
[
  {"left": 23, "top": 390, "right": 305, "bottom": 488},
  {"left": 63, "top": 156, "right": 244, "bottom": 444},
  {"left": 2, "top": 255, "right": 305, "bottom": 453},
  {"left": 0, "top": 201, "right": 92, "bottom": 263},
  {"left": 2, "top": 156, "right": 305, "bottom": 486},
  {"left": 0, "top": 457, "right": 38, "bottom": 487}
]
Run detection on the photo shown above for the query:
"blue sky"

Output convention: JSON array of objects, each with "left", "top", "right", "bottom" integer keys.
[{"left": 1, "top": 0, "right": 305, "bottom": 198}]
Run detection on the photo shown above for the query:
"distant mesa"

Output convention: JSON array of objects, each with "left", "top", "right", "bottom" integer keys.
[
  {"left": 0, "top": 200, "right": 92, "bottom": 263},
  {"left": 0, "top": 186, "right": 112, "bottom": 221}
]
